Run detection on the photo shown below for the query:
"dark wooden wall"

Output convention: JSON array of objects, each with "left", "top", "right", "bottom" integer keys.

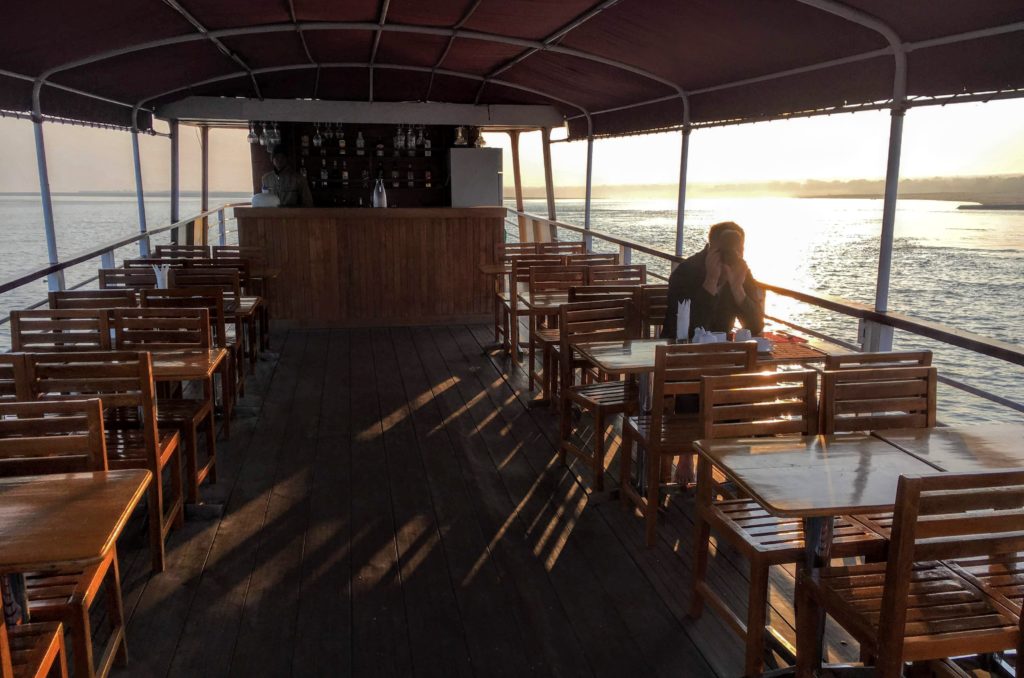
[{"left": 237, "top": 207, "right": 503, "bottom": 326}]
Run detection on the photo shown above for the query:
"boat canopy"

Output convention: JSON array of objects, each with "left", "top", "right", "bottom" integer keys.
[{"left": 1, "top": 1, "right": 1022, "bottom": 136}]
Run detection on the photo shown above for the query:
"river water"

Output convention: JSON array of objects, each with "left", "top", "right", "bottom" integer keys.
[{"left": 0, "top": 193, "right": 1021, "bottom": 423}]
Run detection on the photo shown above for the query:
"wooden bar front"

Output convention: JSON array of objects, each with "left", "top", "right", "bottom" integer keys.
[{"left": 236, "top": 207, "right": 503, "bottom": 326}]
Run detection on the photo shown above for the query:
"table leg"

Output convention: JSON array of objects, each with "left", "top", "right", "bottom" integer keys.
[{"left": 802, "top": 515, "right": 835, "bottom": 670}]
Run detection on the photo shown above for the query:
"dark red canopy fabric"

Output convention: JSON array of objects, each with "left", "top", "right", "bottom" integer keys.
[{"left": 1, "top": 0, "right": 1021, "bottom": 135}]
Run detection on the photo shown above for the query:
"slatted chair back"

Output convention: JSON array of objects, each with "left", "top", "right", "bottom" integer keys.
[
  {"left": 824, "top": 350, "right": 933, "bottom": 370},
  {"left": 821, "top": 366, "right": 937, "bottom": 434},
  {"left": 700, "top": 369, "right": 818, "bottom": 440},
  {"left": 568, "top": 285, "right": 640, "bottom": 304},
  {"left": 113, "top": 308, "right": 211, "bottom": 350},
  {"left": 0, "top": 399, "right": 107, "bottom": 476},
  {"left": 650, "top": 343, "right": 759, "bottom": 432},
  {"left": 169, "top": 267, "right": 241, "bottom": 303},
  {"left": 0, "top": 355, "right": 29, "bottom": 402},
  {"left": 188, "top": 257, "right": 252, "bottom": 291},
  {"left": 98, "top": 268, "right": 157, "bottom": 289},
  {"left": 587, "top": 264, "right": 647, "bottom": 286},
  {"left": 509, "top": 255, "right": 564, "bottom": 285},
  {"left": 873, "top": 469, "right": 1024, "bottom": 664},
  {"left": 495, "top": 242, "right": 537, "bottom": 261},
  {"left": 9, "top": 309, "right": 112, "bottom": 352},
  {"left": 141, "top": 288, "right": 229, "bottom": 349},
  {"left": 23, "top": 352, "right": 160, "bottom": 460},
  {"left": 538, "top": 241, "right": 586, "bottom": 256},
  {"left": 565, "top": 253, "right": 618, "bottom": 266},
  {"left": 48, "top": 289, "right": 137, "bottom": 310},
  {"left": 528, "top": 265, "right": 587, "bottom": 297},
  {"left": 213, "top": 244, "right": 264, "bottom": 261},
  {"left": 558, "top": 298, "right": 640, "bottom": 389},
  {"left": 154, "top": 244, "right": 210, "bottom": 258},
  {"left": 639, "top": 285, "right": 669, "bottom": 338},
  {"left": 121, "top": 258, "right": 190, "bottom": 269}
]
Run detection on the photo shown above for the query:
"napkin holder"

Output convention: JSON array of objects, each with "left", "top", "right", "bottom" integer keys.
[{"left": 151, "top": 264, "right": 170, "bottom": 289}]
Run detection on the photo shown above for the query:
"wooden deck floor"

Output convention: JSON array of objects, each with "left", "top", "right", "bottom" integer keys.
[{"left": 110, "top": 325, "right": 860, "bottom": 678}]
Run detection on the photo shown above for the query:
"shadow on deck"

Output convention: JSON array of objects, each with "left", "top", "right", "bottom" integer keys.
[{"left": 111, "top": 325, "right": 859, "bottom": 677}]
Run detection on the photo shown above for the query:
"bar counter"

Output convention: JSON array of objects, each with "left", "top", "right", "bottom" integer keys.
[{"left": 236, "top": 206, "right": 504, "bottom": 326}]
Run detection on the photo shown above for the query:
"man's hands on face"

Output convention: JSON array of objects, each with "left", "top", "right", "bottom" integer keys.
[
  {"left": 722, "top": 258, "right": 748, "bottom": 304},
  {"left": 703, "top": 250, "right": 722, "bottom": 295}
]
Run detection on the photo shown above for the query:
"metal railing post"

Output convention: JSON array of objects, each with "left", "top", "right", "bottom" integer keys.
[
  {"left": 676, "top": 127, "right": 691, "bottom": 257},
  {"left": 31, "top": 117, "right": 65, "bottom": 291},
  {"left": 100, "top": 249, "right": 115, "bottom": 269},
  {"left": 218, "top": 208, "right": 226, "bottom": 245},
  {"left": 584, "top": 135, "right": 594, "bottom": 252},
  {"left": 169, "top": 119, "right": 180, "bottom": 243},
  {"left": 131, "top": 125, "right": 150, "bottom": 256},
  {"left": 619, "top": 244, "right": 632, "bottom": 265},
  {"left": 541, "top": 127, "right": 558, "bottom": 240}
]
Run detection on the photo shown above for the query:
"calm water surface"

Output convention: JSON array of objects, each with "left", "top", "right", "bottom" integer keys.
[{"left": 0, "top": 194, "right": 1021, "bottom": 424}]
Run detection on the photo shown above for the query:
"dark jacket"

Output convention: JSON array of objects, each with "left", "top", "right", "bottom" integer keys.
[{"left": 662, "top": 248, "right": 764, "bottom": 340}]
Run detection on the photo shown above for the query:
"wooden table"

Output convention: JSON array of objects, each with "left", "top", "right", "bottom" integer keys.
[
  {"left": 150, "top": 348, "right": 227, "bottom": 382},
  {"left": 0, "top": 470, "right": 151, "bottom": 621},
  {"left": 694, "top": 434, "right": 938, "bottom": 673},
  {"left": 873, "top": 422, "right": 1024, "bottom": 472}
]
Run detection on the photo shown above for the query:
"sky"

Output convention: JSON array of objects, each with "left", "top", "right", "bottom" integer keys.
[{"left": 0, "top": 97, "right": 1022, "bottom": 194}]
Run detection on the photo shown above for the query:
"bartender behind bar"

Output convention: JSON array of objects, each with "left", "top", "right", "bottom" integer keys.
[{"left": 262, "top": 145, "right": 313, "bottom": 207}]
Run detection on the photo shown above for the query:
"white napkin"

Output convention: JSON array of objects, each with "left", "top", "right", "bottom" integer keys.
[
  {"left": 152, "top": 264, "right": 170, "bottom": 289},
  {"left": 676, "top": 299, "right": 690, "bottom": 341}
]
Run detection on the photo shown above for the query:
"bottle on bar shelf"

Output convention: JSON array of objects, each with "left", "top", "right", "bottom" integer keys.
[
  {"left": 423, "top": 131, "right": 432, "bottom": 157},
  {"left": 391, "top": 168, "right": 399, "bottom": 188},
  {"left": 356, "top": 131, "right": 365, "bottom": 155},
  {"left": 407, "top": 165, "right": 414, "bottom": 188},
  {"left": 425, "top": 170, "right": 432, "bottom": 188},
  {"left": 341, "top": 161, "right": 349, "bottom": 186},
  {"left": 338, "top": 126, "right": 346, "bottom": 155}
]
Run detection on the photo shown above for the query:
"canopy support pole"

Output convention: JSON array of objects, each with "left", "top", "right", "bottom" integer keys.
[
  {"left": 131, "top": 127, "right": 149, "bottom": 256},
  {"left": 583, "top": 135, "right": 594, "bottom": 252},
  {"left": 509, "top": 130, "right": 527, "bottom": 241},
  {"left": 675, "top": 127, "right": 691, "bottom": 259},
  {"left": 169, "top": 119, "right": 180, "bottom": 242},
  {"left": 541, "top": 126, "right": 557, "bottom": 241},
  {"left": 200, "top": 125, "right": 210, "bottom": 246},
  {"left": 31, "top": 118, "right": 64, "bottom": 291}
]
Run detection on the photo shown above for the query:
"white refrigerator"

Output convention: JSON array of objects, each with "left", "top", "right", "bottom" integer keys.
[{"left": 449, "top": 148, "right": 503, "bottom": 207}]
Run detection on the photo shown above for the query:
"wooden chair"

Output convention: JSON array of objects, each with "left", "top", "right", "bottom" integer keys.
[
  {"left": 170, "top": 268, "right": 261, "bottom": 369},
  {"left": 527, "top": 265, "right": 588, "bottom": 395},
  {"left": 501, "top": 255, "right": 563, "bottom": 361},
  {"left": 558, "top": 298, "right": 641, "bottom": 491},
  {"left": 1, "top": 618, "right": 68, "bottom": 678},
  {"left": 9, "top": 310, "right": 111, "bottom": 352},
  {"left": 495, "top": 242, "right": 537, "bottom": 260},
  {"left": 821, "top": 366, "right": 937, "bottom": 434},
  {"left": 0, "top": 400, "right": 128, "bottom": 678},
  {"left": 98, "top": 268, "right": 156, "bottom": 290},
  {"left": 22, "top": 352, "right": 184, "bottom": 574},
  {"left": 121, "top": 258, "right": 189, "bottom": 269},
  {"left": 639, "top": 284, "right": 669, "bottom": 338},
  {"left": 587, "top": 264, "right": 647, "bottom": 286},
  {"left": 824, "top": 349, "right": 932, "bottom": 370},
  {"left": 537, "top": 241, "right": 585, "bottom": 256},
  {"left": 141, "top": 288, "right": 239, "bottom": 426},
  {"left": 567, "top": 285, "right": 640, "bottom": 304},
  {"left": 565, "top": 253, "right": 618, "bottom": 266},
  {"left": 0, "top": 355, "right": 29, "bottom": 402},
  {"left": 796, "top": 469, "right": 1024, "bottom": 678},
  {"left": 691, "top": 370, "right": 887, "bottom": 677},
  {"left": 489, "top": 243, "right": 536, "bottom": 345},
  {"left": 47, "top": 290, "right": 136, "bottom": 310},
  {"left": 154, "top": 244, "right": 210, "bottom": 258},
  {"left": 113, "top": 308, "right": 218, "bottom": 503},
  {"left": 621, "top": 343, "right": 758, "bottom": 546}
]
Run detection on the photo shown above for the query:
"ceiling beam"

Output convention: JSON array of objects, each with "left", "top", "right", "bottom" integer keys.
[
  {"left": 425, "top": 0, "right": 483, "bottom": 101},
  {"left": 368, "top": 0, "right": 391, "bottom": 102}
]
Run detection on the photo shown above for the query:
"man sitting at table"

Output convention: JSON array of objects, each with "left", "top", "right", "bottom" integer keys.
[{"left": 662, "top": 221, "right": 764, "bottom": 340}]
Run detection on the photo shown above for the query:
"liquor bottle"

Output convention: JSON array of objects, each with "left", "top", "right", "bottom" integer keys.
[
  {"left": 406, "top": 165, "right": 414, "bottom": 188},
  {"left": 376, "top": 143, "right": 384, "bottom": 157},
  {"left": 406, "top": 127, "right": 416, "bottom": 156},
  {"left": 301, "top": 134, "right": 310, "bottom": 147},
  {"left": 300, "top": 167, "right": 307, "bottom": 177},
  {"left": 361, "top": 168, "right": 370, "bottom": 188},
  {"left": 391, "top": 168, "right": 399, "bottom": 188},
  {"left": 356, "top": 131, "right": 365, "bottom": 156},
  {"left": 424, "top": 170, "right": 432, "bottom": 188},
  {"left": 423, "top": 133, "right": 432, "bottom": 157},
  {"left": 320, "top": 168, "right": 329, "bottom": 182},
  {"left": 338, "top": 127, "right": 346, "bottom": 155},
  {"left": 341, "top": 161, "right": 349, "bottom": 186},
  {"left": 331, "top": 159, "right": 338, "bottom": 170},
  {"left": 373, "top": 175, "right": 387, "bottom": 208}
]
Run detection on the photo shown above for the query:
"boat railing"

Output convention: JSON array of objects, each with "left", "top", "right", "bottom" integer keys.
[
  {"left": 504, "top": 207, "right": 1024, "bottom": 417},
  {"left": 0, "top": 201, "right": 249, "bottom": 324}
]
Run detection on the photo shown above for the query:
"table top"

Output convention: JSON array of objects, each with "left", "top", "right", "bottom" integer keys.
[
  {"left": 0, "top": 470, "right": 151, "bottom": 573},
  {"left": 694, "top": 434, "right": 938, "bottom": 518},
  {"left": 572, "top": 337, "right": 834, "bottom": 374},
  {"left": 150, "top": 347, "right": 228, "bottom": 381},
  {"left": 873, "top": 423, "right": 1024, "bottom": 473}
]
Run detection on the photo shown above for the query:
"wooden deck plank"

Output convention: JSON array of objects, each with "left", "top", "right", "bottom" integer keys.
[
  {"left": 291, "top": 329, "right": 353, "bottom": 675},
  {"left": 370, "top": 327, "right": 475, "bottom": 677},
  {"left": 348, "top": 328, "right": 415, "bottom": 677},
  {"left": 390, "top": 327, "right": 535, "bottom": 677}
]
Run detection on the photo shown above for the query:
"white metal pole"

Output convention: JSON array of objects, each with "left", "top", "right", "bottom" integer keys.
[
  {"left": 675, "top": 127, "right": 691, "bottom": 257},
  {"left": 200, "top": 125, "right": 210, "bottom": 245},
  {"left": 31, "top": 118, "right": 64, "bottom": 291},
  {"left": 874, "top": 108, "right": 904, "bottom": 315},
  {"left": 131, "top": 129, "right": 149, "bottom": 256},
  {"left": 169, "top": 119, "right": 180, "bottom": 234},
  {"left": 583, "top": 135, "right": 594, "bottom": 252}
]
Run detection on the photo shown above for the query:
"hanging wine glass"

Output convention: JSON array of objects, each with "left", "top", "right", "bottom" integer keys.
[
  {"left": 247, "top": 122, "right": 258, "bottom": 145},
  {"left": 270, "top": 122, "right": 281, "bottom": 146},
  {"left": 312, "top": 123, "right": 323, "bottom": 148},
  {"left": 394, "top": 125, "right": 405, "bottom": 150},
  {"left": 415, "top": 125, "right": 424, "bottom": 148},
  {"left": 325, "top": 122, "right": 334, "bottom": 140},
  {"left": 258, "top": 123, "right": 269, "bottom": 146}
]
